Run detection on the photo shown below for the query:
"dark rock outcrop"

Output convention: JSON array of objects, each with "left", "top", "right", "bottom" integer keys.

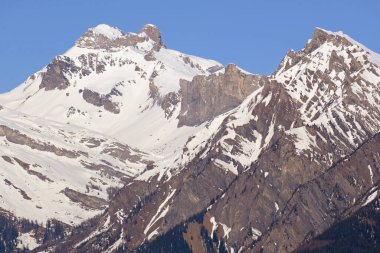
[
  {"left": 39, "top": 56, "right": 81, "bottom": 91},
  {"left": 148, "top": 80, "right": 180, "bottom": 118},
  {"left": 82, "top": 88, "right": 120, "bottom": 114},
  {"left": 295, "top": 197, "right": 380, "bottom": 253},
  {"left": 0, "top": 125, "right": 80, "bottom": 158}
]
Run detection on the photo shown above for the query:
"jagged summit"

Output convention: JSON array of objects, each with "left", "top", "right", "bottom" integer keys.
[
  {"left": 140, "top": 24, "right": 164, "bottom": 47},
  {"left": 306, "top": 27, "right": 380, "bottom": 65},
  {"left": 75, "top": 23, "right": 165, "bottom": 50},
  {"left": 275, "top": 27, "right": 380, "bottom": 76},
  {"left": 304, "top": 27, "right": 354, "bottom": 54}
]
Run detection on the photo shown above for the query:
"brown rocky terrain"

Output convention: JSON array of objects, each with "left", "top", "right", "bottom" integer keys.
[
  {"left": 178, "top": 64, "right": 264, "bottom": 126},
  {"left": 82, "top": 88, "right": 120, "bottom": 114}
]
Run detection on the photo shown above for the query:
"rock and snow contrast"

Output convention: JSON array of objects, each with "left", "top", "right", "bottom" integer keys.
[{"left": 0, "top": 24, "right": 380, "bottom": 252}]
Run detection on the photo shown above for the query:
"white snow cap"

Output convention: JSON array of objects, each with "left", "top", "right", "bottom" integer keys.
[
  {"left": 144, "top": 24, "right": 158, "bottom": 28},
  {"left": 90, "top": 24, "right": 124, "bottom": 39}
]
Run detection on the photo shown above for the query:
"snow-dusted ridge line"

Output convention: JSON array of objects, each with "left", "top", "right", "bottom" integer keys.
[{"left": 316, "top": 27, "right": 380, "bottom": 67}]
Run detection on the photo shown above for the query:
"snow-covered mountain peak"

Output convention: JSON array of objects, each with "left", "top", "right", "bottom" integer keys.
[
  {"left": 305, "top": 27, "right": 380, "bottom": 66},
  {"left": 304, "top": 27, "right": 351, "bottom": 53},
  {"left": 0, "top": 23, "right": 223, "bottom": 171},
  {"left": 89, "top": 24, "right": 124, "bottom": 39},
  {"left": 272, "top": 27, "right": 380, "bottom": 161},
  {"left": 275, "top": 27, "right": 380, "bottom": 78}
]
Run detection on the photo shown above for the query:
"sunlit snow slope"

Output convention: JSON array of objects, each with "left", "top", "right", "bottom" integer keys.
[{"left": 0, "top": 24, "right": 222, "bottom": 163}]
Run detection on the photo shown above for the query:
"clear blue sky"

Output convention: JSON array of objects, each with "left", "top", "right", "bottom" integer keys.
[{"left": 0, "top": 0, "right": 379, "bottom": 93}]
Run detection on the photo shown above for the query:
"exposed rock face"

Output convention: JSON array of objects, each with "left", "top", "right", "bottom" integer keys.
[
  {"left": 39, "top": 56, "right": 80, "bottom": 91},
  {"left": 82, "top": 88, "right": 120, "bottom": 114},
  {"left": 76, "top": 25, "right": 137, "bottom": 50},
  {"left": 12, "top": 156, "right": 53, "bottom": 182},
  {"left": 161, "top": 92, "right": 180, "bottom": 118},
  {"left": 149, "top": 84, "right": 180, "bottom": 118},
  {"left": 178, "top": 64, "right": 263, "bottom": 126},
  {"left": 295, "top": 197, "right": 380, "bottom": 253},
  {"left": 4, "top": 178, "right": 32, "bottom": 200},
  {"left": 140, "top": 24, "right": 165, "bottom": 50},
  {"left": 75, "top": 24, "right": 165, "bottom": 51},
  {"left": 77, "top": 53, "right": 106, "bottom": 74},
  {"left": 304, "top": 28, "right": 352, "bottom": 54},
  {"left": 249, "top": 133, "right": 380, "bottom": 253},
  {"left": 101, "top": 142, "right": 151, "bottom": 164},
  {"left": 62, "top": 188, "right": 107, "bottom": 210}
]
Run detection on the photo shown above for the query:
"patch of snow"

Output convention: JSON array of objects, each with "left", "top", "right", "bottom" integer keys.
[
  {"left": 363, "top": 189, "right": 378, "bottom": 206},
  {"left": 213, "top": 159, "right": 238, "bottom": 175},
  {"left": 264, "top": 116, "right": 275, "bottom": 147},
  {"left": 251, "top": 227, "right": 262, "bottom": 240},
  {"left": 115, "top": 209, "right": 126, "bottom": 224},
  {"left": 147, "top": 228, "right": 159, "bottom": 240},
  {"left": 17, "top": 232, "right": 39, "bottom": 250},
  {"left": 275, "top": 202, "right": 279, "bottom": 212},
  {"left": 210, "top": 217, "right": 218, "bottom": 236},
  {"left": 144, "top": 189, "right": 176, "bottom": 235},
  {"left": 262, "top": 92, "right": 272, "bottom": 106},
  {"left": 287, "top": 127, "right": 318, "bottom": 154},
  {"left": 220, "top": 223, "right": 231, "bottom": 239},
  {"left": 368, "top": 165, "right": 374, "bottom": 185}
]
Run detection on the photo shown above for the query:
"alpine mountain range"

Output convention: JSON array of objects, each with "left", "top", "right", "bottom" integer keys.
[{"left": 0, "top": 24, "right": 380, "bottom": 252}]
